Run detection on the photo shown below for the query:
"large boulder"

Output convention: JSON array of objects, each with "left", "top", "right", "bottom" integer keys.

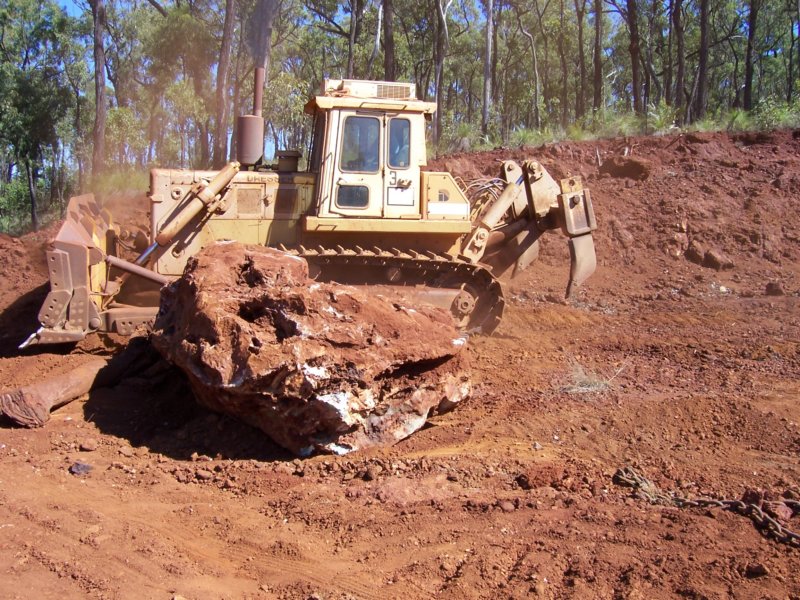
[{"left": 151, "top": 242, "right": 470, "bottom": 456}]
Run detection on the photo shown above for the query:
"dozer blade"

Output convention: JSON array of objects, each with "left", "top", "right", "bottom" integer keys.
[{"left": 21, "top": 194, "right": 114, "bottom": 348}]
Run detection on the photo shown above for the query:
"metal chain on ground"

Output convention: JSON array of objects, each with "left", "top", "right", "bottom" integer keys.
[{"left": 613, "top": 466, "right": 800, "bottom": 547}]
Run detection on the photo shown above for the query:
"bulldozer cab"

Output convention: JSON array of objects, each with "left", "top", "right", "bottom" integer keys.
[{"left": 305, "top": 79, "right": 435, "bottom": 220}]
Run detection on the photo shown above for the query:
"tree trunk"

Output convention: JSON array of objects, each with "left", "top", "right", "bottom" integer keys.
[
  {"left": 491, "top": 0, "right": 500, "bottom": 105},
  {"left": 515, "top": 6, "right": 541, "bottom": 128},
  {"left": 482, "top": 0, "right": 493, "bottom": 135},
  {"left": 24, "top": 159, "right": 38, "bottom": 232},
  {"left": 592, "top": 0, "right": 602, "bottom": 111},
  {"left": 789, "top": 19, "right": 796, "bottom": 103},
  {"left": 673, "top": 0, "right": 685, "bottom": 112},
  {"left": 230, "top": 75, "right": 241, "bottom": 160},
  {"left": 198, "top": 120, "right": 211, "bottom": 167},
  {"left": 743, "top": 0, "right": 760, "bottom": 111},
  {"left": 574, "top": 0, "right": 587, "bottom": 120},
  {"left": 90, "top": 0, "right": 107, "bottom": 177},
  {"left": 626, "top": 0, "right": 642, "bottom": 115},
  {"left": 642, "top": 0, "right": 660, "bottom": 107},
  {"left": 433, "top": 0, "right": 452, "bottom": 146},
  {"left": 625, "top": 0, "right": 644, "bottom": 115},
  {"left": 366, "top": 2, "right": 383, "bottom": 78},
  {"left": 693, "top": 0, "right": 709, "bottom": 120},
  {"left": 558, "top": 0, "right": 569, "bottom": 126},
  {"left": 72, "top": 83, "right": 84, "bottom": 191},
  {"left": 213, "top": 0, "right": 236, "bottom": 168},
  {"left": 347, "top": 0, "right": 358, "bottom": 78},
  {"left": 383, "top": 0, "right": 395, "bottom": 80},
  {"left": 664, "top": 0, "right": 672, "bottom": 104},
  {"left": 533, "top": 1, "right": 551, "bottom": 119}
]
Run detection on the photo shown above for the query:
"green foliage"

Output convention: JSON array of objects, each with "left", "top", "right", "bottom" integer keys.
[
  {"left": 0, "top": 178, "right": 31, "bottom": 234},
  {"left": 0, "top": 171, "right": 66, "bottom": 235},
  {"left": 0, "top": 0, "right": 79, "bottom": 232},
  {"left": 646, "top": 100, "right": 679, "bottom": 135},
  {"left": 107, "top": 107, "right": 148, "bottom": 165},
  {"left": 509, "top": 127, "right": 559, "bottom": 148},
  {"left": 435, "top": 117, "right": 493, "bottom": 155},
  {"left": 263, "top": 71, "right": 312, "bottom": 156},
  {"left": 686, "top": 102, "right": 800, "bottom": 134},
  {"left": 752, "top": 99, "right": 800, "bottom": 130},
  {"left": 587, "top": 111, "right": 645, "bottom": 139}
]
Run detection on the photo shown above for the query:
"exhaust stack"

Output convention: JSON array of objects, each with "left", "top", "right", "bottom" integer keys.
[{"left": 236, "top": 66, "right": 266, "bottom": 166}]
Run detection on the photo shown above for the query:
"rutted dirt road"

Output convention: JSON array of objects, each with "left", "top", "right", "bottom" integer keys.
[{"left": 1, "top": 130, "right": 799, "bottom": 599}]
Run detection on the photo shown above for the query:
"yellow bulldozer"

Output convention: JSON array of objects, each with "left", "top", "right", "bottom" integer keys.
[{"left": 22, "top": 69, "right": 597, "bottom": 347}]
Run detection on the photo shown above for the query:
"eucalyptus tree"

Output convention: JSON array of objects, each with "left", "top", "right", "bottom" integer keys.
[{"left": 0, "top": 0, "right": 76, "bottom": 230}]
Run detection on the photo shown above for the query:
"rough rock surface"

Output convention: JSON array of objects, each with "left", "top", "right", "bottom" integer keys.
[{"left": 150, "top": 242, "right": 470, "bottom": 455}]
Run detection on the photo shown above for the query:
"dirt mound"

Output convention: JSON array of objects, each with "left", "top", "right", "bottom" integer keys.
[
  {"left": 432, "top": 129, "right": 800, "bottom": 296},
  {"left": 151, "top": 242, "right": 470, "bottom": 455}
]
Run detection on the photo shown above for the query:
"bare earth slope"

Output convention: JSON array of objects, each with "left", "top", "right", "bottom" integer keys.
[{"left": 1, "top": 130, "right": 799, "bottom": 599}]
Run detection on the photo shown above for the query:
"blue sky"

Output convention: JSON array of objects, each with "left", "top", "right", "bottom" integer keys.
[{"left": 60, "top": 0, "right": 84, "bottom": 17}]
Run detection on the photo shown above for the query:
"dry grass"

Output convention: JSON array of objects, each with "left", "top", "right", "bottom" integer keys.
[{"left": 561, "top": 357, "right": 627, "bottom": 394}]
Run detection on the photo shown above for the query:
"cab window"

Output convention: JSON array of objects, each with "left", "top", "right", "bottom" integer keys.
[
  {"left": 388, "top": 118, "right": 410, "bottom": 169},
  {"left": 336, "top": 185, "right": 369, "bottom": 208},
  {"left": 340, "top": 116, "right": 380, "bottom": 173}
]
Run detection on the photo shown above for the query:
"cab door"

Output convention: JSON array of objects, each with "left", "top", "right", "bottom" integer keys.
[
  {"left": 329, "top": 111, "right": 384, "bottom": 217},
  {"left": 383, "top": 116, "right": 420, "bottom": 219}
]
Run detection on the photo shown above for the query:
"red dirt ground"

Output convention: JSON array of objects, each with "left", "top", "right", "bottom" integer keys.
[{"left": 1, "top": 130, "right": 799, "bottom": 599}]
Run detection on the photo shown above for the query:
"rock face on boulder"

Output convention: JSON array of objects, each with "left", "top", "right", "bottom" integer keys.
[{"left": 151, "top": 242, "right": 470, "bottom": 456}]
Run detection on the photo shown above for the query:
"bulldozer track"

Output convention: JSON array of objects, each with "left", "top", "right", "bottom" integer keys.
[{"left": 279, "top": 244, "right": 505, "bottom": 334}]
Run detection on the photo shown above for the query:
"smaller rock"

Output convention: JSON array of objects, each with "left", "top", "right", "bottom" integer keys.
[
  {"left": 765, "top": 282, "right": 785, "bottom": 296},
  {"left": 765, "top": 502, "right": 793, "bottom": 522},
  {"left": 741, "top": 488, "right": 763, "bottom": 505},
  {"left": 744, "top": 563, "right": 769, "bottom": 578},
  {"left": 516, "top": 473, "right": 533, "bottom": 490},
  {"left": 498, "top": 500, "right": 516, "bottom": 512},
  {"left": 685, "top": 241, "right": 705, "bottom": 265},
  {"left": 195, "top": 468, "right": 214, "bottom": 481},
  {"left": 69, "top": 461, "right": 93, "bottom": 476},
  {"left": 79, "top": 439, "right": 98, "bottom": 452},
  {"left": 532, "top": 441, "right": 543, "bottom": 451},
  {"left": 703, "top": 249, "right": 734, "bottom": 271},
  {"left": 118, "top": 446, "right": 134, "bottom": 458},
  {"left": 362, "top": 466, "right": 381, "bottom": 482}
]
